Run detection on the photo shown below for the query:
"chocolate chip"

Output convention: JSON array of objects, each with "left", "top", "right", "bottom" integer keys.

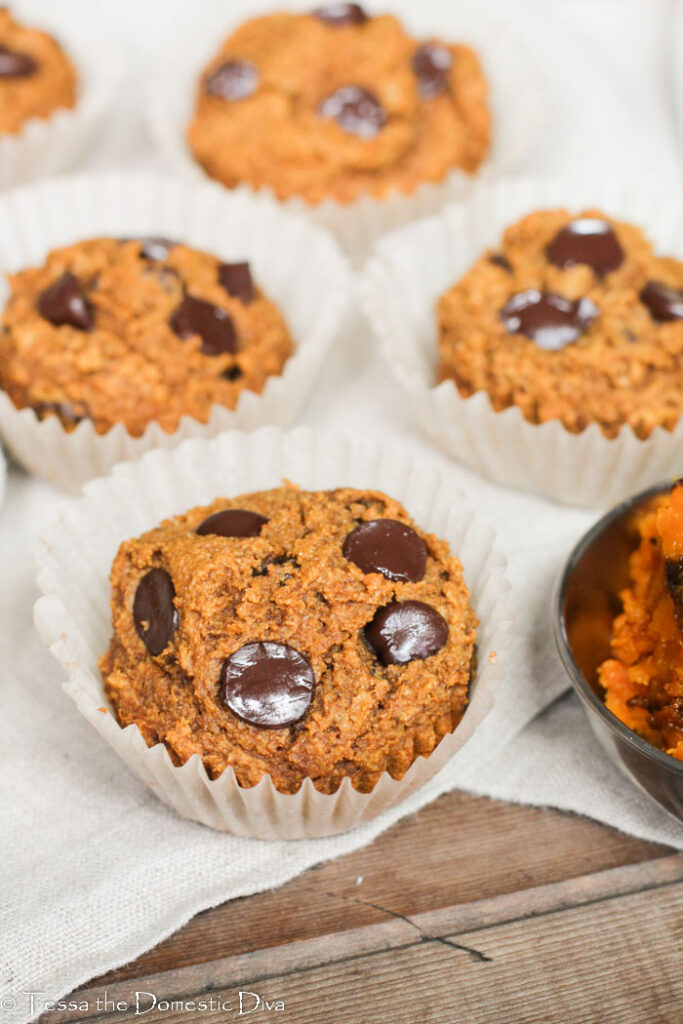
[
  {"left": 219, "top": 261, "right": 254, "bottom": 304},
  {"left": 138, "top": 237, "right": 177, "bottom": 261},
  {"left": 0, "top": 44, "right": 36, "bottom": 77},
  {"left": 133, "top": 569, "right": 177, "bottom": 656},
  {"left": 37, "top": 273, "right": 94, "bottom": 331},
  {"left": 313, "top": 3, "right": 368, "bottom": 25},
  {"left": 170, "top": 294, "right": 237, "bottom": 356},
  {"left": 319, "top": 86, "right": 387, "bottom": 138},
  {"left": 545, "top": 218, "right": 624, "bottom": 277},
  {"left": 364, "top": 600, "right": 449, "bottom": 666},
  {"left": 666, "top": 557, "right": 683, "bottom": 630},
  {"left": 221, "top": 642, "right": 316, "bottom": 728},
  {"left": 343, "top": 519, "right": 427, "bottom": 583},
  {"left": 489, "top": 253, "right": 512, "bottom": 273},
  {"left": 34, "top": 400, "right": 84, "bottom": 427},
  {"left": 500, "top": 290, "right": 598, "bottom": 350},
  {"left": 412, "top": 42, "right": 452, "bottom": 98},
  {"left": 205, "top": 59, "right": 259, "bottom": 101},
  {"left": 640, "top": 280, "right": 683, "bottom": 322},
  {"left": 196, "top": 508, "right": 268, "bottom": 538},
  {"left": 222, "top": 364, "right": 243, "bottom": 381}
]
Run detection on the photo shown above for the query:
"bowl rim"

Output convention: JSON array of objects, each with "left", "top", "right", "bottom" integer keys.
[{"left": 553, "top": 480, "right": 683, "bottom": 777}]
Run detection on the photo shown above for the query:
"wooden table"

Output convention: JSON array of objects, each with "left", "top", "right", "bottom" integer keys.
[{"left": 42, "top": 791, "right": 682, "bottom": 1024}]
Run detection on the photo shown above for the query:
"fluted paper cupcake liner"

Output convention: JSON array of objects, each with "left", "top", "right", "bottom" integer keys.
[
  {"left": 362, "top": 176, "right": 683, "bottom": 508},
  {"left": 146, "top": 0, "right": 544, "bottom": 262},
  {"left": 34, "top": 427, "right": 512, "bottom": 840},
  {"left": 0, "top": 172, "right": 351, "bottom": 491}
]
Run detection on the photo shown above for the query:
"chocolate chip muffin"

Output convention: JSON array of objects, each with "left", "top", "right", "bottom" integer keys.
[
  {"left": 99, "top": 485, "right": 477, "bottom": 794},
  {"left": 0, "top": 8, "right": 76, "bottom": 135},
  {"left": 186, "top": 5, "right": 490, "bottom": 204},
  {"left": 0, "top": 237, "right": 294, "bottom": 436},
  {"left": 438, "top": 209, "right": 683, "bottom": 439}
]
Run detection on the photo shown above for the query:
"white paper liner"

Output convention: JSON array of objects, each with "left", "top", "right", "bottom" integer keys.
[
  {"left": 146, "top": 0, "right": 544, "bottom": 262},
  {"left": 0, "top": 14, "right": 120, "bottom": 191},
  {"left": 34, "top": 426, "right": 512, "bottom": 839},
  {"left": 362, "top": 176, "right": 683, "bottom": 508},
  {"left": 0, "top": 172, "right": 351, "bottom": 492}
]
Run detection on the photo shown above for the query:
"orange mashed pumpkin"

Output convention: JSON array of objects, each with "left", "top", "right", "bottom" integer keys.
[{"left": 598, "top": 483, "right": 683, "bottom": 761}]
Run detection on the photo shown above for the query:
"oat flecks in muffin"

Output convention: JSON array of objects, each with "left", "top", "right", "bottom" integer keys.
[
  {"left": 438, "top": 208, "right": 683, "bottom": 439},
  {"left": 0, "top": 237, "right": 294, "bottom": 436},
  {"left": 0, "top": 8, "right": 76, "bottom": 135},
  {"left": 186, "top": 9, "right": 490, "bottom": 204},
  {"left": 99, "top": 485, "right": 478, "bottom": 794}
]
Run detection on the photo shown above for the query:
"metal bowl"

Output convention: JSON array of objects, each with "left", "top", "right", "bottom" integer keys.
[{"left": 553, "top": 482, "right": 683, "bottom": 822}]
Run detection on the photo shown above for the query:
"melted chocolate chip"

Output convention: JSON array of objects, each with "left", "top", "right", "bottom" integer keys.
[
  {"left": 0, "top": 44, "right": 36, "bottom": 78},
  {"left": 196, "top": 508, "right": 268, "bottom": 538},
  {"left": 545, "top": 218, "right": 624, "bottom": 277},
  {"left": 313, "top": 3, "right": 368, "bottom": 25},
  {"left": 170, "top": 294, "right": 237, "bottom": 356},
  {"left": 343, "top": 519, "right": 427, "bottom": 583},
  {"left": 500, "top": 290, "right": 598, "bottom": 350},
  {"left": 364, "top": 600, "right": 448, "bottom": 666},
  {"left": 37, "top": 273, "right": 94, "bottom": 331},
  {"left": 640, "top": 280, "right": 683, "bottom": 322},
  {"left": 205, "top": 59, "right": 259, "bottom": 101},
  {"left": 412, "top": 42, "right": 452, "bottom": 98},
  {"left": 319, "top": 86, "right": 387, "bottom": 138},
  {"left": 221, "top": 641, "right": 316, "bottom": 728},
  {"left": 489, "top": 253, "right": 512, "bottom": 273},
  {"left": 219, "top": 261, "right": 254, "bottom": 304},
  {"left": 133, "top": 569, "right": 177, "bottom": 656}
]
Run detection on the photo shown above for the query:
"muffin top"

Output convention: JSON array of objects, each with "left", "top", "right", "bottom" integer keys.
[
  {"left": 99, "top": 485, "right": 477, "bottom": 794},
  {"left": 0, "top": 237, "right": 293, "bottom": 437},
  {"left": 438, "top": 208, "right": 683, "bottom": 439},
  {"left": 186, "top": 6, "right": 490, "bottom": 204},
  {"left": 0, "top": 8, "right": 76, "bottom": 135}
]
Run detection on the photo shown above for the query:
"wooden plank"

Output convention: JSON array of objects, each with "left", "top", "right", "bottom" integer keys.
[
  {"left": 91, "top": 791, "right": 673, "bottom": 984},
  {"left": 42, "top": 847, "right": 683, "bottom": 1024}
]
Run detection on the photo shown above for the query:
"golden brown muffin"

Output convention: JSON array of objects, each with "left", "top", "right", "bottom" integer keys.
[
  {"left": 438, "top": 208, "right": 683, "bottom": 439},
  {"left": 99, "top": 485, "right": 478, "bottom": 794},
  {"left": 0, "top": 8, "right": 76, "bottom": 135},
  {"left": 186, "top": 6, "right": 490, "bottom": 204},
  {"left": 0, "top": 237, "right": 294, "bottom": 436}
]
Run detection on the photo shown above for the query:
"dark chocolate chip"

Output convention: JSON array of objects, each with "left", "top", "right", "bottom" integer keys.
[
  {"left": 34, "top": 400, "right": 84, "bottom": 427},
  {"left": 500, "top": 290, "right": 598, "bottom": 350},
  {"left": 666, "top": 557, "right": 683, "bottom": 631},
  {"left": 0, "top": 44, "right": 36, "bottom": 78},
  {"left": 313, "top": 3, "right": 368, "bottom": 25},
  {"left": 545, "top": 218, "right": 624, "bottom": 277},
  {"left": 221, "top": 641, "right": 316, "bottom": 728},
  {"left": 196, "top": 508, "right": 268, "bottom": 538},
  {"left": 133, "top": 568, "right": 177, "bottom": 656},
  {"left": 170, "top": 294, "right": 237, "bottom": 356},
  {"left": 412, "top": 42, "right": 452, "bottom": 98},
  {"left": 222, "top": 364, "right": 243, "bottom": 381},
  {"left": 205, "top": 59, "right": 259, "bottom": 101},
  {"left": 219, "top": 261, "right": 254, "bottom": 304},
  {"left": 343, "top": 519, "right": 427, "bottom": 582},
  {"left": 364, "top": 599, "right": 448, "bottom": 666},
  {"left": 37, "top": 272, "right": 94, "bottom": 331},
  {"left": 489, "top": 253, "right": 512, "bottom": 273},
  {"left": 640, "top": 280, "right": 683, "bottom": 322},
  {"left": 319, "top": 86, "right": 387, "bottom": 138}
]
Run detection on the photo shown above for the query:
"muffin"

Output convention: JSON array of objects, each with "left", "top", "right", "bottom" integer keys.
[
  {"left": 99, "top": 484, "right": 478, "bottom": 794},
  {"left": 0, "top": 7, "right": 76, "bottom": 135},
  {"left": 0, "top": 237, "right": 294, "bottom": 436},
  {"left": 598, "top": 481, "right": 683, "bottom": 761},
  {"left": 186, "top": 5, "right": 490, "bottom": 205},
  {"left": 438, "top": 208, "right": 683, "bottom": 439}
]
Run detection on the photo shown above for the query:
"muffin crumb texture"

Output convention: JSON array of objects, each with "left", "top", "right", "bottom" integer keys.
[
  {"left": 99, "top": 485, "right": 478, "bottom": 794},
  {"left": 0, "top": 8, "right": 76, "bottom": 135},
  {"left": 438, "top": 208, "right": 683, "bottom": 438},
  {"left": 186, "top": 7, "right": 490, "bottom": 204},
  {"left": 0, "top": 237, "right": 293, "bottom": 436}
]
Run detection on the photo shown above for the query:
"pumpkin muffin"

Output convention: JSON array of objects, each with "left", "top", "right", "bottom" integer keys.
[
  {"left": 0, "top": 7, "right": 76, "bottom": 135},
  {"left": 186, "top": 5, "right": 490, "bottom": 204},
  {"left": 0, "top": 237, "right": 294, "bottom": 436},
  {"left": 99, "top": 484, "right": 478, "bottom": 794},
  {"left": 438, "top": 208, "right": 683, "bottom": 439},
  {"left": 599, "top": 481, "right": 683, "bottom": 761}
]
